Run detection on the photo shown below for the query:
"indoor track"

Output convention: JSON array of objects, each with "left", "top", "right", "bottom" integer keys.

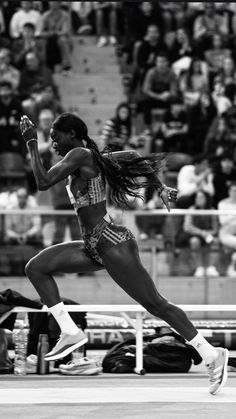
[{"left": 1, "top": 373, "right": 236, "bottom": 419}]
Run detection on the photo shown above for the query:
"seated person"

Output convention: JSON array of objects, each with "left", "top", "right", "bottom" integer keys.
[
  {"left": 179, "top": 190, "right": 219, "bottom": 278},
  {"left": 213, "top": 154, "right": 236, "bottom": 207},
  {"left": 141, "top": 53, "right": 178, "bottom": 128},
  {"left": 100, "top": 102, "right": 132, "bottom": 152},
  {"left": 18, "top": 51, "right": 61, "bottom": 122},
  {"left": 161, "top": 97, "right": 188, "bottom": 152},
  {"left": 12, "top": 22, "right": 46, "bottom": 70},
  {"left": 177, "top": 154, "right": 214, "bottom": 208},
  {"left": 218, "top": 182, "right": 236, "bottom": 276},
  {"left": 0, "top": 47, "right": 20, "bottom": 93},
  {"left": 5, "top": 187, "right": 42, "bottom": 245}
]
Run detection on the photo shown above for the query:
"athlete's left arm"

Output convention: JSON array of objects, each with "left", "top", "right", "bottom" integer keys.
[{"left": 104, "top": 150, "right": 178, "bottom": 211}]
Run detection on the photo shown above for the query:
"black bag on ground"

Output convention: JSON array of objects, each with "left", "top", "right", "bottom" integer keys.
[
  {"left": 0, "top": 329, "right": 13, "bottom": 374},
  {"left": 102, "top": 327, "right": 202, "bottom": 373}
]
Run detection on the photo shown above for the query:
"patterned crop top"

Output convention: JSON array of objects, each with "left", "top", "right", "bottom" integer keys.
[{"left": 66, "top": 172, "right": 106, "bottom": 211}]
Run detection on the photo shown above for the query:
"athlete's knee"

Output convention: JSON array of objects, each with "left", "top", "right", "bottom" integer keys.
[{"left": 25, "top": 255, "right": 44, "bottom": 276}]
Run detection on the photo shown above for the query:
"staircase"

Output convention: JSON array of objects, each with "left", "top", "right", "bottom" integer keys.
[{"left": 55, "top": 36, "right": 126, "bottom": 142}]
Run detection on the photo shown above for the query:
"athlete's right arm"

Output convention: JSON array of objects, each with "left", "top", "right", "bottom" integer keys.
[{"left": 20, "top": 115, "right": 88, "bottom": 190}]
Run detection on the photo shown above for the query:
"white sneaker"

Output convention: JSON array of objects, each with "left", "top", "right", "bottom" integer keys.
[
  {"left": 206, "top": 347, "right": 229, "bottom": 395},
  {"left": 97, "top": 36, "right": 107, "bottom": 47},
  {"left": 226, "top": 264, "right": 236, "bottom": 277},
  {"left": 44, "top": 330, "right": 88, "bottom": 361},
  {"left": 194, "top": 266, "right": 205, "bottom": 277},
  {"left": 206, "top": 266, "right": 219, "bottom": 277},
  {"left": 59, "top": 357, "right": 101, "bottom": 376},
  {"left": 109, "top": 36, "right": 117, "bottom": 46}
]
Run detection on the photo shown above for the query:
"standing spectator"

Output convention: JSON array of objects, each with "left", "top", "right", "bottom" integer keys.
[
  {"left": 218, "top": 182, "right": 236, "bottom": 276},
  {"left": 177, "top": 154, "right": 214, "bottom": 208},
  {"left": 19, "top": 51, "right": 60, "bottom": 121},
  {"left": 0, "top": 47, "right": 20, "bottom": 93},
  {"left": 213, "top": 154, "right": 236, "bottom": 207},
  {"left": 0, "top": 80, "right": 25, "bottom": 156},
  {"left": 41, "top": 1, "right": 72, "bottom": 73},
  {"left": 9, "top": 1, "right": 43, "bottom": 39},
  {"left": 181, "top": 190, "right": 219, "bottom": 278},
  {"left": 100, "top": 102, "right": 132, "bottom": 152},
  {"left": 36, "top": 108, "right": 54, "bottom": 169},
  {"left": 94, "top": 2, "right": 120, "bottom": 47},
  {"left": 142, "top": 53, "right": 178, "bottom": 128},
  {"left": 5, "top": 186, "right": 42, "bottom": 245},
  {"left": 12, "top": 22, "right": 45, "bottom": 70}
]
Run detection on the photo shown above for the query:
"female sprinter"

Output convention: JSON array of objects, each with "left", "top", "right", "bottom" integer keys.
[{"left": 20, "top": 113, "right": 228, "bottom": 394}]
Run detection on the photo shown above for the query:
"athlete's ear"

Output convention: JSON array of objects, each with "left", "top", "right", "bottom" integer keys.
[{"left": 70, "top": 129, "right": 76, "bottom": 139}]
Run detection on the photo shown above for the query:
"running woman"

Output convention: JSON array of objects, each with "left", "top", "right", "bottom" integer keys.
[{"left": 20, "top": 113, "right": 228, "bottom": 394}]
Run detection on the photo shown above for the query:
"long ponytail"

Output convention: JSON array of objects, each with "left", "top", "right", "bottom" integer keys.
[{"left": 52, "top": 112, "right": 164, "bottom": 207}]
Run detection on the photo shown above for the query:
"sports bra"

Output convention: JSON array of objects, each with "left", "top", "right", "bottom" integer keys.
[{"left": 66, "top": 172, "right": 106, "bottom": 211}]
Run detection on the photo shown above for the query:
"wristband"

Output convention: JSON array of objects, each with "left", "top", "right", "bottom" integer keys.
[{"left": 27, "top": 138, "right": 38, "bottom": 145}]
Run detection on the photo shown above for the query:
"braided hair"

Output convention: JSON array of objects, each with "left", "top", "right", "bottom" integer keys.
[{"left": 52, "top": 113, "right": 164, "bottom": 206}]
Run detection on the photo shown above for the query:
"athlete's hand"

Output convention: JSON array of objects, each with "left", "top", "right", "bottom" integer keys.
[
  {"left": 20, "top": 115, "right": 38, "bottom": 143},
  {"left": 160, "top": 185, "right": 178, "bottom": 212}
]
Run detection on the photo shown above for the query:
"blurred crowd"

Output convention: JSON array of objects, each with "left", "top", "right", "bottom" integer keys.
[{"left": 1, "top": 2, "right": 236, "bottom": 277}]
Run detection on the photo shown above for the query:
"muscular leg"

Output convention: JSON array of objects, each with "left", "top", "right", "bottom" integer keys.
[
  {"left": 25, "top": 240, "right": 103, "bottom": 307},
  {"left": 101, "top": 239, "right": 197, "bottom": 341}
]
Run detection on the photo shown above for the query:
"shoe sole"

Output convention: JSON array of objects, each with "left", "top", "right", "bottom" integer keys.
[
  {"left": 44, "top": 338, "right": 88, "bottom": 361},
  {"left": 210, "top": 349, "right": 229, "bottom": 395},
  {"left": 60, "top": 367, "right": 100, "bottom": 376}
]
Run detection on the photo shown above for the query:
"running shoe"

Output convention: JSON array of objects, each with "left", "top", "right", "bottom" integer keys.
[
  {"left": 44, "top": 331, "right": 88, "bottom": 361},
  {"left": 206, "top": 347, "right": 229, "bottom": 395},
  {"left": 59, "top": 357, "right": 101, "bottom": 376}
]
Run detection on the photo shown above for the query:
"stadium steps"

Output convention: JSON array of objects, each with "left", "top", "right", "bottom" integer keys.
[{"left": 55, "top": 36, "right": 126, "bottom": 137}]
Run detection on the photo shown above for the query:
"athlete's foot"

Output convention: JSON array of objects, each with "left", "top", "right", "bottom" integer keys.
[
  {"left": 44, "top": 330, "right": 88, "bottom": 361},
  {"left": 206, "top": 347, "right": 229, "bottom": 395}
]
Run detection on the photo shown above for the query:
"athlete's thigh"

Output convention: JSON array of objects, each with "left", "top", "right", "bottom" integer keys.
[
  {"left": 31, "top": 240, "right": 104, "bottom": 274},
  {"left": 101, "top": 239, "right": 165, "bottom": 305}
]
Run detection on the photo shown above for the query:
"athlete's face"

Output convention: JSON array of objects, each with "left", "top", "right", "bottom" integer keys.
[{"left": 50, "top": 128, "right": 74, "bottom": 157}]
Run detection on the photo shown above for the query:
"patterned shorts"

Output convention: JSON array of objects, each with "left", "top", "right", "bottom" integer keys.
[{"left": 83, "top": 214, "right": 135, "bottom": 266}]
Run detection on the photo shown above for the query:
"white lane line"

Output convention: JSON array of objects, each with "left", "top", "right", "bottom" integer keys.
[{"left": 0, "top": 387, "right": 236, "bottom": 404}]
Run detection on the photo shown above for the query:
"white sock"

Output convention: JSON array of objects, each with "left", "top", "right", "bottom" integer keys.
[
  {"left": 49, "top": 302, "right": 79, "bottom": 335},
  {"left": 188, "top": 332, "right": 218, "bottom": 364}
]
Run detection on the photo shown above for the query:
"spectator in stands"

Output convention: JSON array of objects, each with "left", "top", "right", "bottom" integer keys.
[
  {"left": 181, "top": 189, "right": 219, "bottom": 278},
  {"left": 19, "top": 51, "right": 60, "bottom": 121},
  {"left": 142, "top": 53, "right": 178, "bottom": 128},
  {"left": 5, "top": 186, "right": 41, "bottom": 245},
  {"left": 218, "top": 182, "right": 236, "bottom": 276},
  {"left": 94, "top": 2, "right": 120, "bottom": 47},
  {"left": 0, "top": 6, "right": 5, "bottom": 36},
  {"left": 179, "top": 57, "right": 209, "bottom": 107},
  {"left": 9, "top": 1, "right": 43, "bottom": 39},
  {"left": 41, "top": 1, "right": 72, "bottom": 74},
  {"left": 186, "top": 91, "right": 217, "bottom": 155},
  {"left": 213, "top": 154, "right": 236, "bottom": 207},
  {"left": 100, "top": 102, "right": 132, "bottom": 152},
  {"left": 160, "top": 2, "right": 187, "bottom": 34},
  {"left": 177, "top": 154, "right": 214, "bottom": 208},
  {"left": 169, "top": 28, "right": 193, "bottom": 64},
  {"left": 161, "top": 97, "right": 188, "bottom": 153},
  {"left": 204, "top": 115, "right": 233, "bottom": 159},
  {"left": 0, "top": 47, "right": 20, "bottom": 93},
  {"left": 193, "top": 3, "right": 230, "bottom": 54},
  {"left": 12, "top": 22, "right": 45, "bottom": 70},
  {"left": 204, "top": 33, "right": 231, "bottom": 87},
  {"left": 211, "top": 74, "right": 232, "bottom": 115},
  {"left": 131, "top": 24, "right": 168, "bottom": 92},
  {"left": 0, "top": 80, "right": 25, "bottom": 155}
]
